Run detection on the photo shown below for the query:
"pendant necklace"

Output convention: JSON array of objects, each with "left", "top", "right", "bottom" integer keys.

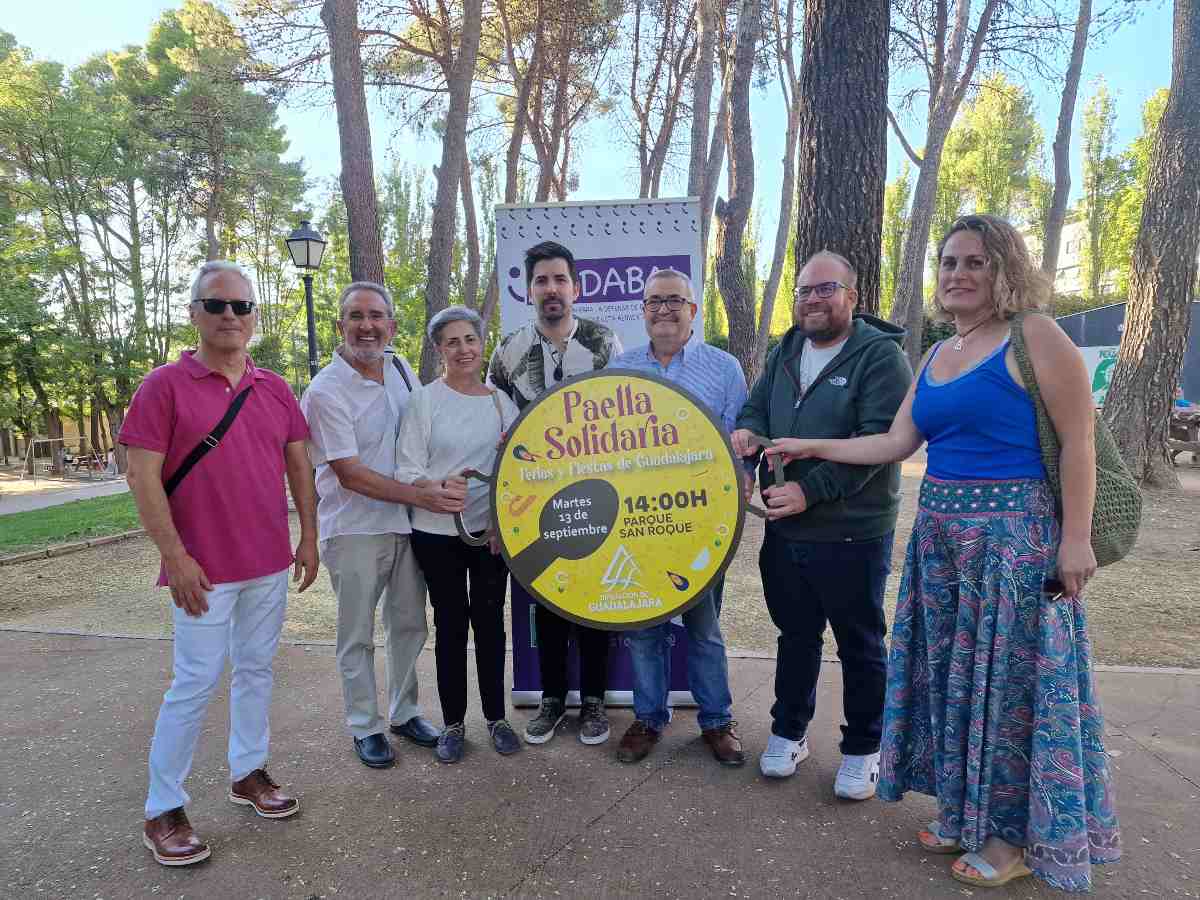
[{"left": 952, "top": 318, "right": 990, "bottom": 351}]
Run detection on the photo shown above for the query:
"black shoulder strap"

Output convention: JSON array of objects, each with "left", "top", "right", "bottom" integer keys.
[
  {"left": 163, "top": 385, "right": 254, "bottom": 497},
  {"left": 390, "top": 353, "right": 414, "bottom": 392}
]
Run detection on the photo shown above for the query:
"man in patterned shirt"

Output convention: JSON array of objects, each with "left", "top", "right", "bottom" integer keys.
[{"left": 487, "top": 240, "right": 622, "bottom": 746}]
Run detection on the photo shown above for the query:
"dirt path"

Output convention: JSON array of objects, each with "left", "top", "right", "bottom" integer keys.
[{"left": 2, "top": 468, "right": 1197, "bottom": 668}]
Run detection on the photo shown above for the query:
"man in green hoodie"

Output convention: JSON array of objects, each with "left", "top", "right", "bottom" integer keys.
[{"left": 732, "top": 250, "right": 911, "bottom": 801}]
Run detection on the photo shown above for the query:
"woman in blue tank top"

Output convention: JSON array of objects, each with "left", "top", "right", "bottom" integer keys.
[{"left": 763, "top": 215, "right": 1119, "bottom": 893}]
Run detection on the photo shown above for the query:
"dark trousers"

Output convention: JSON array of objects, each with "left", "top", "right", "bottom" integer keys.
[
  {"left": 516, "top": 580, "right": 610, "bottom": 702},
  {"left": 410, "top": 531, "right": 508, "bottom": 725},
  {"left": 758, "top": 528, "right": 893, "bottom": 755}
]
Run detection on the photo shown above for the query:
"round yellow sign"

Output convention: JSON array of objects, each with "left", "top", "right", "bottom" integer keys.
[{"left": 492, "top": 370, "right": 744, "bottom": 630}]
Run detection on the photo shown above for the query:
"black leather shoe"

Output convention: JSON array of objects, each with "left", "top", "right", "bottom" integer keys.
[
  {"left": 354, "top": 733, "right": 395, "bottom": 768},
  {"left": 390, "top": 716, "right": 440, "bottom": 748}
]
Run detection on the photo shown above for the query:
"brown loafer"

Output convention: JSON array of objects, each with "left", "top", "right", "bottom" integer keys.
[
  {"left": 229, "top": 768, "right": 299, "bottom": 819},
  {"left": 616, "top": 720, "right": 661, "bottom": 763},
  {"left": 143, "top": 807, "right": 211, "bottom": 867},
  {"left": 702, "top": 721, "right": 746, "bottom": 767}
]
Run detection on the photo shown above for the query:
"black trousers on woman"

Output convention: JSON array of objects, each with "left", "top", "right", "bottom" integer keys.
[{"left": 410, "top": 530, "right": 509, "bottom": 725}]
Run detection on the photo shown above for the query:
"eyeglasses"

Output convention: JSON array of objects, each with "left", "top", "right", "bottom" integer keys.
[
  {"left": 195, "top": 298, "right": 256, "bottom": 316},
  {"left": 794, "top": 282, "right": 846, "bottom": 302},
  {"left": 643, "top": 296, "right": 688, "bottom": 312}
]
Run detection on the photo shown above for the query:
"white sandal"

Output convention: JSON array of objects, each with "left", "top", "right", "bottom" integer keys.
[{"left": 951, "top": 851, "right": 1032, "bottom": 888}]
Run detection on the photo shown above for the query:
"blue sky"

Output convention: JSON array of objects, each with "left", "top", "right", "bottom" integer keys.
[{"left": 2, "top": 1, "right": 1176, "bottom": 247}]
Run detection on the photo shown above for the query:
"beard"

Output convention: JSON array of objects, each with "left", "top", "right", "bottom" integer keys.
[
  {"left": 344, "top": 342, "right": 386, "bottom": 364},
  {"left": 798, "top": 322, "right": 846, "bottom": 343},
  {"left": 538, "top": 296, "right": 567, "bottom": 323},
  {"left": 796, "top": 307, "right": 850, "bottom": 343}
]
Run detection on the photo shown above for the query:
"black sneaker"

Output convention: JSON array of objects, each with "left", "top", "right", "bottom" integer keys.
[
  {"left": 436, "top": 722, "right": 465, "bottom": 764},
  {"left": 488, "top": 719, "right": 522, "bottom": 755},
  {"left": 524, "top": 697, "right": 566, "bottom": 745},
  {"left": 578, "top": 696, "right": 610, "bottom": 745}
]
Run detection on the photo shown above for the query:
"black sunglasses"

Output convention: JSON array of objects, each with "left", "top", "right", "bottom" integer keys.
[{"left": 195, "top": 298, "right": 256, "bottom": 316}]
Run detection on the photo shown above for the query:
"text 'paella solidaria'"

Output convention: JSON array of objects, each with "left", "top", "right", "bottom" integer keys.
[{"left": 543, "top": 382, "right": 681, "bottom": 460}]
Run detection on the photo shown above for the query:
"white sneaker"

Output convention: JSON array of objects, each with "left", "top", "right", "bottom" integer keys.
[
  {"left": 759, "top": 733, "right": 809, "bottom": 778},
  {"left": 834, "top": 751, "right": 880, "bottom": 800}
]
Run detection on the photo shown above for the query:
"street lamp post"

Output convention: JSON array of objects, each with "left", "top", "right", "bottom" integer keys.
[{"left": 285, "top": 220, "right": 327, "bottom": 379}]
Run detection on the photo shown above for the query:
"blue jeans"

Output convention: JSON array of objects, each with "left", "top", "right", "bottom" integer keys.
[{"left": 627, "top": 578, "right": 733, "bottom": 732}]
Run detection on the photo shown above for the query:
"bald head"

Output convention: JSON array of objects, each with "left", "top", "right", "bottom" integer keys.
[
  {"left": 794, "top": 250, "right": 859, "bottom": 347},
  {"left": 800, "top": 250, "right": 857, "bottom": 289}
]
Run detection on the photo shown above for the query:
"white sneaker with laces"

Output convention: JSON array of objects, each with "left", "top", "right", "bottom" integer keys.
[
  {"left": 834, "top": 751, "right": 880, "bottom": 800},
  {"left": 759, "top": 733, "right": 809, "bottom": 778}
]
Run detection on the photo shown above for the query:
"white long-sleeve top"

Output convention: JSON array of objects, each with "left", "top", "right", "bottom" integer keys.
[{"left": 394, "top": 378, "right": 519, "bottom": 535}]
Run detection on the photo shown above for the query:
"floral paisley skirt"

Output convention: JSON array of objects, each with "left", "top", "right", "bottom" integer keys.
[{"left": 878, "top": 476, "right": 1121, "bottom": 892}]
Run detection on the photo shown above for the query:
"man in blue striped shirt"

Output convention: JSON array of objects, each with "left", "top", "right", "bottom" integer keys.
[{"left": 610, "top": 269, "right": 748, "bottom": 767}]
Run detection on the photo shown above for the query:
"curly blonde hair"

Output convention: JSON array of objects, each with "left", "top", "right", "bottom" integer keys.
[{"left": 932, "top": 214, "right": 1051, "bottom": 322}]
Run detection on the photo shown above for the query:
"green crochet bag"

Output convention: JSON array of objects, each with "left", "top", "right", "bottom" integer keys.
[{"left": 1009, "top": 311, "right": 1142, "bottom": 568}]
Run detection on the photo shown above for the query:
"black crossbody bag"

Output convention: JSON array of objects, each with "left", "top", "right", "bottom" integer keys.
[{"left": 163, "top": 385, "right": 254, "bottom": 497}]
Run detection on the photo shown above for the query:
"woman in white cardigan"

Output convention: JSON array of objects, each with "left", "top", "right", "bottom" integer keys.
[{"left": 395, "top": 306, "right": 520, "bottom": 763}]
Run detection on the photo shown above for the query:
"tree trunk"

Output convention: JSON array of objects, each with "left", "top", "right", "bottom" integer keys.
[
  {"left": 888, "top": 0, "right": 1003, "bottom": 368},
  {"left": 204, "top": 189, "right": 221, "bottom": 261},
  {"left": 1103, "top": 0, "right": 1200, "bottom": 488},
  {"left": 421, "top": 0, "right": 483, "bottom": 382},
  {"left": 46, "top": 409, "right": 64, "bottom": 476},
  {"left": 101, "top": 400, "right": 128, "bottom": 474},
  {"left": 90, "top": 401, "right": 103, "bottom": 452},
  {"left": 793, "top": 0, "right": 889, "bottom": 323},
  {"left": 498, "top": 0, "right": 539, "bottom": 203},
  {"left": 752, "top": 0, "right": 802, "bottom": 383},
  {"left": 322, "top": 0, "right": 385, "bottom": 284},
  {"left": 713, "top": 0, "right": 760, "bottom": 376},
  {"left": 890, "top": 125, "right": 949, "bottom": 366},
  {"left": 700, "top": 76, "right": 731, "bottom": 267},
  {"left": 461, "top": 155, "right": 481, "bottom": 310},
  {"left": 1042, "top": 0, "right": 1092, "bottom": 282},
  {"left": 73, "top": 398, "right": 86, "bottom": 455},
  {"left": 688, "top": 0, "right": 718, "bottom": 252}
]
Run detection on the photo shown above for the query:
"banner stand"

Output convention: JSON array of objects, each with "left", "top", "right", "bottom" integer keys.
[
  {"left": 510, "top": 593, "right": 697, "bottom": 708},
  {"left": 495, "top": 200, "right": 710, "bottom": 709}
]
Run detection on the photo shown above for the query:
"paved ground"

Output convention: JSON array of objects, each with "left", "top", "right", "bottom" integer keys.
[
  {"left": 1, "top": 630, "right": 1196, "bottom": 899},
  {"left": 0, "top": 473, "right": 128, "bottom": 515}
]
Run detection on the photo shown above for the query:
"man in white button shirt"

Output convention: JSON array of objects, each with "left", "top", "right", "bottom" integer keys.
[{"left": 301, "top": 282, "right": 467, "bottom": 769}]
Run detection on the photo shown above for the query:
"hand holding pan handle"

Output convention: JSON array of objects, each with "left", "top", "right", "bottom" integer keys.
[
  {"left": 454, "top": 468, "right": 493, "bottom": 547},
  {"left": 742, "top": 433, "right": 785, "bottom": 520}
]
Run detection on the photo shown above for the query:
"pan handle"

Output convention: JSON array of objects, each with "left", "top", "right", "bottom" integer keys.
[
  {"left": 454, "top": 468, "right": 494, "bottom": 547},
  {"left": 742, "top": 433, "right": 785, "bottom": 520}
]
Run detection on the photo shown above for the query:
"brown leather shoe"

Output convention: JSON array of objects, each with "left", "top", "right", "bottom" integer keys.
[
  {"left": 616, "top": 720, "right": 661, "bottom": 763},
  {"left": 702, "top": 721, "right": 746, "bottom": 767},
  {"left": 142, "top": 807, "right": 211, "bottom": 867},
  {"left": 229, "top": 768, "right": 299, "bottom": 819}
]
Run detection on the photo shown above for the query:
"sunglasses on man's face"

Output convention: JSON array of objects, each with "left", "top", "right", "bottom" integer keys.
[{"left": 195, "top": 298, "right": 256, "bottom": 316}]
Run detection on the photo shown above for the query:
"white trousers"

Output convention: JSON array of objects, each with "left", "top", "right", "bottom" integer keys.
[
  {"left": 324, "top": 533, "right": 428, "bottom": 739},
  {"left": 145, "top": 569, "right": 288, "bottom": 819}
]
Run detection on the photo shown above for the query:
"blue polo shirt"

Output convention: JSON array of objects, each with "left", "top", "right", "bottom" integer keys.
[{"left": 612, "top": 337, "right": 748, "bottom": 434}]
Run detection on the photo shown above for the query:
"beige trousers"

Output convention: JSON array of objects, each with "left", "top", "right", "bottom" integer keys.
[{"left": 323, "top": 533, "right": 428, "bottom": 738}]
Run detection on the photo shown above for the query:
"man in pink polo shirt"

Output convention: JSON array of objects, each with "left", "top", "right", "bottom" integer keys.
[{"left": 121, "top": 260, "right": 319, "bottom": 867}]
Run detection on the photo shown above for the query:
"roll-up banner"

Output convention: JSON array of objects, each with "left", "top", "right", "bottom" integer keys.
[{"left": 494, "top": 198, "right": 707, "bottom": 707}]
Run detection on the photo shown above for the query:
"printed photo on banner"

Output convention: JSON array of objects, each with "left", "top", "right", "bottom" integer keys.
[{"left": 496, "top": 199, "right": 704, "bottom": 352}]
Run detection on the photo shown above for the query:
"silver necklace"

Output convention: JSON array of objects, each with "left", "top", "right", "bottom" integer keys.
[{"left": 952, "top": 318, "right": 990, "bottom": 351}]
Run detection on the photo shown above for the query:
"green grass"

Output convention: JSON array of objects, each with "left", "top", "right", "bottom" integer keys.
[{"left": 0, "top": 492, "right": 142, "bottom": 555}]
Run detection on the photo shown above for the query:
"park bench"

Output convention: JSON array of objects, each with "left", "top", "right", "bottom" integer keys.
[{"left": 1169, "top": 410, "right": 1200, "bottom": 465}]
